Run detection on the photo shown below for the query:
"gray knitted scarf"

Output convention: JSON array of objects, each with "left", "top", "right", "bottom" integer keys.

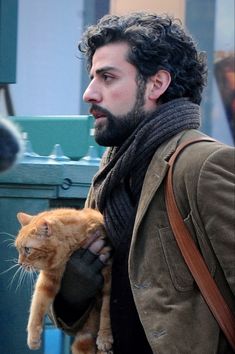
[{"left": 92, "top": 98, "right": 200, "bottom": 248}]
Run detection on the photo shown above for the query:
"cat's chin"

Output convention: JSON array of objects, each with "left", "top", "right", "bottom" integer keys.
[{"left": 22, "top": 265, "right": 36, "bottom": 272}]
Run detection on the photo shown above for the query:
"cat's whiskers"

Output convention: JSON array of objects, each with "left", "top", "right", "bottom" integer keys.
[
  {"left": 0, "top": 257, "right": 18, "bottom": 274},
  {"left": 0, "top": 261, "right": 19, "bottom": 275},
  {"left": 0, "top": 231, "right": 16, "bottom": 237},
  {"left": 1, "top": 238, "right": 15, "bottom": 244},
  {"left": 0, "top": 231, "right": 16, "bottom": 241},
  {"left": 6, "top": 241, "right": 16, "bottom": 248},
  {"left": 4, "top": 258, "right": 18, "bottom": 262},
  {"left": 0, "top": 233, "right": 16, "bottom": 248},
  {"left": 8, "top": 264, "right": 23, "bottom": 290},
  {"left": 15, "top": 266, "right": 25, "bottom": 291},
  {"left": 16, "top": 267, "right": 29, "bottom": 291},
  {"left": 2, "top": 258, "right": 37, "bottom": 292},
  {"left": 14, "top": 264, "right": 38, "bottom": 292}
]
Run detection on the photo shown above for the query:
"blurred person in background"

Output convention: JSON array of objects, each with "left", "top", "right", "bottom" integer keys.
[{"left": 0, "top": 117, "right": 24, "bottom": 173}]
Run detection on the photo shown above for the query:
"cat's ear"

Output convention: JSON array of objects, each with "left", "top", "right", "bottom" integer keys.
[
  {"left": 17, "top": 212, "right": 33, "bottom": 226},
  {"left": 40, "top": 220, "right": 52, "bottom": 237}
]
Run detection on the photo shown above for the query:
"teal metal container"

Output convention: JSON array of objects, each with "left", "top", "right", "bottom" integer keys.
[{"left": 10, "top": 115, "right": 105, "bottom": 160}]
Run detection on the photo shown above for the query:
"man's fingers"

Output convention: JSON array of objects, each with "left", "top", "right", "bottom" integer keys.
[
  {"left": 82, "top": 229, "right": 102, "bottom": 248},
  {"left": 92, "top": 257, "right": 106, "bottom": 272},
  {"left": 99, "top": 252, "right": 110, "bottom": 263},
  {"left": 81, "top": 249, "right": 97, "bottom": 264},
  {"left": 89, "top": 239, "right": 105, "bottom": 254},
  {"left": 69, "top": 235, "right": 111, "bottom": 269}
]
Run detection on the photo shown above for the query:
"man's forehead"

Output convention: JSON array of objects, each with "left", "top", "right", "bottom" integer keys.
[
  {"left": 92, "top": 42, "right": 129, "bottom": 64},
  {"left": 90, "top": 42, "right": 132, "bottom": 74}
]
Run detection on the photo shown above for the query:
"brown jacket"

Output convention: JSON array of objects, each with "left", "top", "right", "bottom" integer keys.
[{"left": 54, "top": 129, "right": 235, "bottom": 353}]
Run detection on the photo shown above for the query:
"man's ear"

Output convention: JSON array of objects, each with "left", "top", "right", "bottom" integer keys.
[{"left": 148, "top": 70, "right": 171, "bottom": 101}]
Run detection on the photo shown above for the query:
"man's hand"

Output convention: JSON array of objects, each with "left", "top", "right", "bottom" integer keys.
[{"left": 59, "top": 233, "right": 110, "bottom": 307}]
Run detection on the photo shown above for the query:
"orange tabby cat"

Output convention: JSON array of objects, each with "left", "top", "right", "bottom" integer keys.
[{"left": 15, "top": 207, "right": 113, "bottom": 354}]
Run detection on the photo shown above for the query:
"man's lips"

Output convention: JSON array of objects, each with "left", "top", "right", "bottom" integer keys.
[
  {"left": 90, "top": 111, "right": 107, "bottom": 129},
  {"left": 91, "top": 111, "right": 106, "bottom": 120}
]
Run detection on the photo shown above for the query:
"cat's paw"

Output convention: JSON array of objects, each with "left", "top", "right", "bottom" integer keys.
[
  {"left": 27, "top": 329, "right": 42, "bottom": 350},
  {"left": 27, "top": 336, "right": 41, "bottom": 350},
  {"left": 71, "top": 332, "right": 96, "bottom": 354},
  {"left": 96, "top": 329, "right": 113, "bottom": 352}
]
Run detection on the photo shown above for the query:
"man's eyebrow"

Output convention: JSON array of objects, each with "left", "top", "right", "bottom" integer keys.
[{"left": 90, "top": 66, "right": 120, "bottom": 79}]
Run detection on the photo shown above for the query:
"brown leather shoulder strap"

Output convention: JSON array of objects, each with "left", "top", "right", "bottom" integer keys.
[{"left": 165, "top": 137, "right": 235, "bottom": 350}]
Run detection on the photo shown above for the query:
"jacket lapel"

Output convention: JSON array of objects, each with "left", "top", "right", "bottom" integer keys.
[
  {"left": 133, "top": 134, "right": 181, "bottom": 235},
  {"left": 132, "top": 129, "right": 204, "bottom": 238}
]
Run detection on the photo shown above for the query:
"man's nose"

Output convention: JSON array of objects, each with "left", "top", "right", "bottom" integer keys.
[{"left": 83, "top": 82, "right": 102, "bottom": 103}]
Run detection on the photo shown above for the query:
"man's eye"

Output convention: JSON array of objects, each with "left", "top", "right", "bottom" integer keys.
[
  {"left": 103, "top": 74, "right": 113, "bottom": 82},
  {"left": 24, "top": 247, "right": 31, "bottom": 255}
]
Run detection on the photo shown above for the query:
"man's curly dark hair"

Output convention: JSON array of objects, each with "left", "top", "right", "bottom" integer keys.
[{"left": 79, "top": 12, "right": 207, "bottom": 105}]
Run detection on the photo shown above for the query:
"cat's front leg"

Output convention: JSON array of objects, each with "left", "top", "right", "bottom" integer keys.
[
  {"left": 96, "top": 262, "right": 113, "bottom": 353},
  {"left": 27, "top": 290, "right": 45, "bottom": 350},
  {"left": 27, "top": 318, "right": 43, "bottom": 350},
  {"left": 27, "top": 271, "right": 62, "bottom": 350}
]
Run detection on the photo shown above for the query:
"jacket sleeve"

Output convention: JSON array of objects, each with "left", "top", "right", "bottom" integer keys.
[
  {"left": 48, "top": 295, "right": 94, "bottom": 336},
  {"left": 196, "top": 145, "right": 235, "bottom": 296}
]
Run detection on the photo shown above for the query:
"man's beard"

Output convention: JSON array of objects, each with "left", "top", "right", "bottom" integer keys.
[{"left": 91, "top": 83, "right": 150, "bottom": 147}]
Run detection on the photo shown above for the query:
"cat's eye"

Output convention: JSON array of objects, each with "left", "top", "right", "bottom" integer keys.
[{"left": 24, "top": 247, "right": 31, "bottom": 255}]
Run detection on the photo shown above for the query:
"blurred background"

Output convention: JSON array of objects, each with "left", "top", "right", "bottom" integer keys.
[{"left": 0, "top": 1, "right": 234, "bottom": 354}]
